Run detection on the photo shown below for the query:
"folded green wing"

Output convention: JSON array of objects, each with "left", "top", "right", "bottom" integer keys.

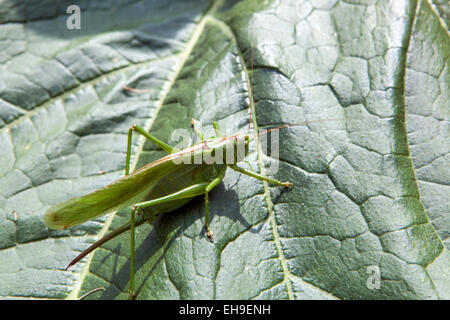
[{"left": 44, "top": 157, "right": 179, "bottom": 230}]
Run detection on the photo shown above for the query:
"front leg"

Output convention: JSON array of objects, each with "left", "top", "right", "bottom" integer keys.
[{"left": 228, "top": 164, "right": 293, "bottom": 188}]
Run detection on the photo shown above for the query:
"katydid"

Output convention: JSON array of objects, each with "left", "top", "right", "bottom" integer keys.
[{"left": 44, "top": 119, "right": 293, "bottom": 299}]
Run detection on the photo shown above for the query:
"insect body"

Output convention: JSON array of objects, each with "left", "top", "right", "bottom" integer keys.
[{"left": 44, "top": 121, "right": 292, "bottom": 299}]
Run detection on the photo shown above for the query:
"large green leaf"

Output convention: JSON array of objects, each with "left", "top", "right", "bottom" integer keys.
[{"left": 0, "top": 0, "right": 448, "bottom": 300}]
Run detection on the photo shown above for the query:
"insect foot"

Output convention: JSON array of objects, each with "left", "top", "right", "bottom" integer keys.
[
  {"left": 133, "top": 205, "right": 143, "bottom": 215},
  {"left": 206, "top": 230, "right": 214, "bottom": 241},
  {"left": 284, "top": 181, "right": 294, "bottom": 189}
]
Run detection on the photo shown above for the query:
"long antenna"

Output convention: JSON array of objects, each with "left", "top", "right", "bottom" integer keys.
[
  {"left": 255, "top": 117, "right": 363, "bottom": 137},
  {"left": 248, "top": 43, "right": 254, "bottom": 133}
]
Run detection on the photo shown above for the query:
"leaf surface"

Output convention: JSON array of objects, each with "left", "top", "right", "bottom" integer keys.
[{"left": 0, "top": 0, "right": 448, "bottom": 299}]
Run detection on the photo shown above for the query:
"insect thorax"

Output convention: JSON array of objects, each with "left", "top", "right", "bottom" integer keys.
[{"left": 171, "top": 134, "right": 249, "bottom": 166}]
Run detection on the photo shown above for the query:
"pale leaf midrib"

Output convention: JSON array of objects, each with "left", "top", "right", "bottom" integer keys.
[
  {"left": 207, "top": 16, "right": 295, "bottom": 300},
  {"left": 69, "top": 2, "right": 223, "bottom": 299}
]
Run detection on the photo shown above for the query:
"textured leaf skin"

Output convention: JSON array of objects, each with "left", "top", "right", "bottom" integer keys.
[{"left": 0, "top": 0, "right": 448, "bottom": 300}]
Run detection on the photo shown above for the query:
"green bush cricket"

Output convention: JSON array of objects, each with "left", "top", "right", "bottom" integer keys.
[{"left": 44, "top": 113, "right": 299, "bottom": 299}]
